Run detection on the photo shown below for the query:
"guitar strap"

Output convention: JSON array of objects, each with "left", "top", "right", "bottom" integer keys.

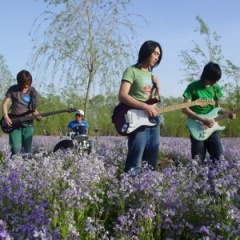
[
  {"left": 152, "top": 84, "right": 161, "bottom": 102},
  {"left": 30, "top": 86, "right": 36, "bottom": 110},
  {"left": 151, "top": 75, "right": 161, "bottom": 102},
  {"left": 213, "top": 84, "right": 220, "bottom": 107}
]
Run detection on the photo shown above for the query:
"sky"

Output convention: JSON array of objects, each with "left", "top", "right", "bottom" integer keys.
[{"left": 0, "top": 0, "right": 240, "bottom": 98}]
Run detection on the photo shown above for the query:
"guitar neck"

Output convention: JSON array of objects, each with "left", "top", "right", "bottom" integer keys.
[
  {"left": 214, "top": 108, "right": 240, "bottom": 122},
  {"left": 157, "top": 101, "right": 200, "bottom": 114},
  {"left": 11, "top": 109, "right": 70, "bottom": 124}
]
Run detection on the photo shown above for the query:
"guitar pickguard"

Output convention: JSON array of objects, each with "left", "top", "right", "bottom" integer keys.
[{"left": 125, "top": 109, "right": 156, "bottom": 134}]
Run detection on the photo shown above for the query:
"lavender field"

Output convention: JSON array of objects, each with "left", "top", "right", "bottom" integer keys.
[{"left": 0, "top": 136, "right": 240, "bottom": 239}]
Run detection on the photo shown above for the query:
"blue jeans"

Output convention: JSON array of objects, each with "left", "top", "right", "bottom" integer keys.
[
  {"left": 190, "top": 131, "right": 223, "bottom": 162},
  {"left": 125, "top": 123, "right": 160, "bottom": 174}
]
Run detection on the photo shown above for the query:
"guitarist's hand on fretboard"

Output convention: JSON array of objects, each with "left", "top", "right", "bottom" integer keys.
[
  {"left": 32, "top": 110, "right": 42, "bottom": 121},
  {"left": 228, "top": 112, "right": 236, "bottom": 120}
]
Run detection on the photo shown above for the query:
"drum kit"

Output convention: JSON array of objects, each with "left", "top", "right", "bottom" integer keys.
[{"left": 53, "top": 125, "right": 92, "bottom": 155}]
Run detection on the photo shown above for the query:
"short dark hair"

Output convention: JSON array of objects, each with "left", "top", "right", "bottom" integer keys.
[
  {"left": 200, "top": 62, "right": 222, "bottom": 83},
  {"left": 17, "top": 70, "right": 32, "bottom": 89},
  {"left": 136, "top": 40, "right": 163, "bottom": 71}
]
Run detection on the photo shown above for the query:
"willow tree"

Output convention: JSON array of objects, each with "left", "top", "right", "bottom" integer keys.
[
  {"left": 223, "top": 60, "right": 240, "bottom": 105},
  {"left": 179, "top": 16, "right": 239, "bottom": 86},
  {"left": 179, "top": 16, "right": 224, "bottom": 84},
  {"left": 0, "top": 54, "right": 15, "bottom": 101},
  {"left": 30, "top": 0, "right": 139, "bottom": 119}
]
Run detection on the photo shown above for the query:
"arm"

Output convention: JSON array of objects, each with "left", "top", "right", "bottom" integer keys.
[
  {"left": 219, "top": 107, "right": 236, "bottom": 120},
  {"left": 67, "top": 122, "right": 72, "bottom": 136},
  {"left": 31, "top": 89, "right": 41, "bottom": 121},
  {"left": 152, "top": 75, "right": 161, "bottom": 100},
  {"left": 2, "top": 97, "right": 12, "bottom": 126},
  {"left": 181, "top": 97, "right": 215, "bottom": 128},
  {"left": 118, "top": 80, "right": 158, "bottom": 117}
]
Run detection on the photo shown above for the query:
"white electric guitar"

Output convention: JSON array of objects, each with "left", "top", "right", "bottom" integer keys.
[
  {"left": 112, "top": 99, "right": 215, "bottom": 136},
  {"left": 187, "top": 106, "right": 239, "bottom": 141}
]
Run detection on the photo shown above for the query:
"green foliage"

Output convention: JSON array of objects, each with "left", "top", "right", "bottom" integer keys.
[
  {"left": 36, "top": 94, "right": 70, "bottom": 136},
  {"left": 28, "top": 89, "right": 120, "bottom": 136},
  {"left": 159, "top": 97, "right": 188, "bottom": 137}
]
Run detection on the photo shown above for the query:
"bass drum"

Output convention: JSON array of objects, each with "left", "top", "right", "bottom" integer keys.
[
  {"left": 70, "top": 125, "right": 88, "bottom": 142},
  {"left": 53, "top": 139, "right": 74, "bottom": 152}
]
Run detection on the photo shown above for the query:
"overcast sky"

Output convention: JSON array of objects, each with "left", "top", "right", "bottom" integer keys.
[{"left": 0, "top": 0, "right": 239, "bottom": 97}]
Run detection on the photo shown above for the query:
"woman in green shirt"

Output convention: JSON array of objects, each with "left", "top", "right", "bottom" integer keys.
[{"left": 118, "top": 40, "right": 162, "bottom": 175}]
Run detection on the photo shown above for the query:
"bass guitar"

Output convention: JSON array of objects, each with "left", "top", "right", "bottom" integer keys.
[
  {"left": 1, "top": 108, "right": 77, "bottom": 133},
  {"left": 112, "top": 99, "right": 214, "bottom": 136},
  {"left": 187, "top": 106, "right": 240, "bottom": 141}
]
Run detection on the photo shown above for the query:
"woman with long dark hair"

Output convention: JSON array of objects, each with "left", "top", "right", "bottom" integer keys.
[{"left": 118, "top": 40, "right": 163, "bottom": 175}]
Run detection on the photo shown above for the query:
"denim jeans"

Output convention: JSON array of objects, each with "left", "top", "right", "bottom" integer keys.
[
  {"left": 9, "top": 124, "right": 34, "bottom": 155},
  {"left": 124, "top": 123, "right": 160, "bottom": 174},
  {"left": 190, "top": 131, "right": 223, "bottom": 162}
]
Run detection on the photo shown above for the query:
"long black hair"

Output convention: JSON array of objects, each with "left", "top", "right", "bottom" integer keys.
[{"left": 136, "top": 40, "right": 163, "bottom": 71}]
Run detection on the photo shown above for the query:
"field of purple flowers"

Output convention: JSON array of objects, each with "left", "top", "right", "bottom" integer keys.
[{"left": 0, "top": 136, "right": 240, "bottom": 239}]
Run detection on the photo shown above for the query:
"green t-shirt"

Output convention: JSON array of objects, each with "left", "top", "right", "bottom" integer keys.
[
  {"left": 182, "top": 80, "right": 223, "bottom": 115},
  {"left": 122, "top": 66, "right": 154, "bottom": 102}
]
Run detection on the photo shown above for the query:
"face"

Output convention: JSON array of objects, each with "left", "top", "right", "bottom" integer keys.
[
  {"left": 148, "top": 47, "right": 161, "bottom": 67},
  {"left": 20, "top": 80, "right": 31, "bottom": 90},
  {"left": 76, "top": 114, "right": 83, "bottom": 122},
  {"left": 204, "top": 79, "right": 217, "bottom": 87}
]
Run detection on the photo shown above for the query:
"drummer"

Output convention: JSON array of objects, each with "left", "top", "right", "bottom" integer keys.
[
  {"left": 67, "top": 109, "right": 92, "bottom": 154},
  {"left": 67, "top": 109, "right": 89, "bottom": 136}
]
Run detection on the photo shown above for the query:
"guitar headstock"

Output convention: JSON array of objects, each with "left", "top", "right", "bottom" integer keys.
[
  {"left": 67, "top": 108, "right": 78, "bottom": 113},
  {"left": 195, "top": 99, "right": 215, "bottom": 107}
]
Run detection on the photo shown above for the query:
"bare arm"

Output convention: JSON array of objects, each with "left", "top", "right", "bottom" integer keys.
[
  {"left": 219, "top": 107, "right": 236, "bottom": 120},
  {"left": 2, "top": 97, "right": 12, "bottom": 126},
  {"left": 152, "top": 75, "right": 161, "bottom": 100},
  {"left": 118, "top": 80, "right": 158, "bottom": 117}
]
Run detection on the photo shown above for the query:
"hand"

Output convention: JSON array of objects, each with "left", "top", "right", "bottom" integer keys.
[
  {"left": 228, "top": 112, "right": 236, "bottom": 120},
  {"left": 35, "top": 115, "right": 41, "bottom": 121},
  {"left": 143, "top": 103, "right": 158, "bottom": 117},
  {"left": 4, "top": 115, "right": 12, "bottom": 126},
  {"left": 33, "top": 110, "right": 41, "bottom": 121},
  {"left": 202, "top": 118, "right": 215, "bottom": 128}
]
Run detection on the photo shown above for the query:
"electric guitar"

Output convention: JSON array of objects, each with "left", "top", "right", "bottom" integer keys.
[
  {"left": 0, "top": 108, "right": 77, "bottom": 133},
  {"left": 112, "top": 99, "right": 215, "bottom": 136},
  {"left": 187, "top": 106, "right": 239, "bottom": 141}
]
